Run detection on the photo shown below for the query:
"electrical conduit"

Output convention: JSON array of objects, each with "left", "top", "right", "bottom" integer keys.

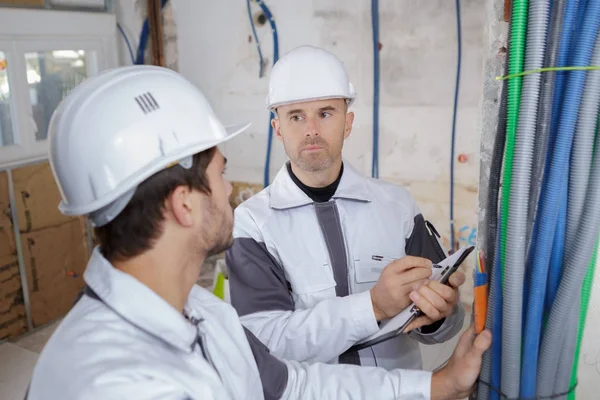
[
  {"left": 526, "top": 0, "right": 566, "bottom": 251},
  {"left": 545, "top": 5, "right": 592, "bottom": 370},
  {"left": 554, "top": 32, "right": 600, "bottom": 396},
  {"left": 535, "top": 2, "right": 600, "bottom": 392},
  {"left": 552, "top": 13, "right": 600, "bottom": 397},
  {"left": 519, "top": 0, "right": 584, "bottom": 395},
  {"left": 371, "top": 0, "right": 380, "bottom": 180},
  {"left": 510, "top": 4, "right": 552, "bottom": 399},
  {"left": 568, "top": 238, "right": 599, "bottom": 400},
  {"left": 477, "top": 25, "right": 511, "bottom": 400},
  {"left": 500, "top": 0, "right": 528, "bottom": 396}
]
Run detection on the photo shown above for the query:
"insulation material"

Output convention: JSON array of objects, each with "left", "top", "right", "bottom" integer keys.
[
  {"left": 0, "top": 255, "right": 27, "bottom": 340},
  {"left": 21, "top": 218, "right": 88, "bottom": 327},
  {"left": 11, "top": 162, "right": 72, "bottom": 233}
]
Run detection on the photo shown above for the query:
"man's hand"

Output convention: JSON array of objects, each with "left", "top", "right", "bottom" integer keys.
[
  {"left": 370, "top": 256, "right": 432, "bottom": 321},
  {"left": 430, "top": 325, "right": 492, "bottom": 400},
  {"left": 402, "top": 269, "right": 466, "bottom": 333}
]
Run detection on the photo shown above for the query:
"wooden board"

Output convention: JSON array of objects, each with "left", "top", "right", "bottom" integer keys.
[
  {"left": 21, "top": 218, "right": 88, "bottom": 327},
  {"left": 11, "top": 161, "right": 73, "bottom": 233},
  {"left": 0, "top": 171, "right": 16, "bottom": 258},
  {"left": 0, "top": 254, "right": 27, "bottom": 340}
]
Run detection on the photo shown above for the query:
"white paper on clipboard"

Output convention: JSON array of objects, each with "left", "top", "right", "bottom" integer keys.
[{"left": 356, "top": 246, "right": 474, "bottom": 345}]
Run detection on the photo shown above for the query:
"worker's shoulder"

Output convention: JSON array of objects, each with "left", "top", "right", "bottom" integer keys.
[
  {"left": 365, "top": 176, "right": 417, "bottom": 207},
  {"left": 234, "top": 185, "right": 271, "bottom": 216},
  {"left": 232, "top": 186, "right": 275, "bottom": 234},
  {"left": 38, "top": 295, "right": 154, "bottom": 355},
  {"left": 29, "top": 298, "right": 163, "bottom": 396}
]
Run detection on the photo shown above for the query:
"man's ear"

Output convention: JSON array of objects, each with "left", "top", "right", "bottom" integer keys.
[
  {"left": 272, "top": 112, "right": 283, "bottom": 143},
  {"left": 344, "top": 111, "right": 355, "bottom": 140},
  {"left": 167, "top": 186, "right": 195, "bottom": 228}
]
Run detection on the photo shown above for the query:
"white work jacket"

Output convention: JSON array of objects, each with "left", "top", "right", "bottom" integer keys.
[
  {"left": 226, "top": 161, "right": 465, "bottom": 370},
  {"left": 26, "top": 247, "right": 434, "bottom": 399}
]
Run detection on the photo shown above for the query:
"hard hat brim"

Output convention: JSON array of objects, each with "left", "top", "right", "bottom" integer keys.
[
  {"left": 224, "top": 122, "right": 252, "bottom": 140},
  {"left": 58, "top": 121, "right": 251, "bottom": 218}
]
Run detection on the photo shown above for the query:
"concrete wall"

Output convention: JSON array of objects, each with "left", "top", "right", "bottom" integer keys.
[{"left": 170, "top": 0, "right": 486, "bottom": 303}]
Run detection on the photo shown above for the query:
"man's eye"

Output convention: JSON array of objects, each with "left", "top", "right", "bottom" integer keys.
[
  {"left": 321, "top": 112, "right": 332, "bottom": 118},
  {"left": 290, "top": 115, "right": 303, "bottom": 122}
]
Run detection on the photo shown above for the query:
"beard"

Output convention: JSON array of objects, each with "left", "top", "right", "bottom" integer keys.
[
  {"left": 198, "top": 198, "right": 234, "bottom": 257},
  {"left": 287, "top": 136, "right": 336, "bottom": 173}
]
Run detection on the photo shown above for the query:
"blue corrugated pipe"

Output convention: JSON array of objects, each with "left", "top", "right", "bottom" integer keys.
[
  {"left": 545, "top": 0, "right": 588, "bottom": 315},
  {"left": 250, "top": 0, "right": 279, "bottom": 188},
  {"left": 371, "top": 0, "right": 380, "bottom": 179},
  {"left": 546, "top": 187, "right": 567, "bottom": 311},
  {"left": 246, "top": 0, "right": 265, "bottom": 78},
  {"left": 449, "top": 0, "right": 462, "bottom": 252}
]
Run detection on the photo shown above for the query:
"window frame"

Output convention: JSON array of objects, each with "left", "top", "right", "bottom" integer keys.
[{"left": 0, "top": 8, "right": 118, "bottom": 169}]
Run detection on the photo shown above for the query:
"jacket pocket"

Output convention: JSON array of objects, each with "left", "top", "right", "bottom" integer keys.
[
  {"left": 353, "top": 254, "right": 400, "bottom": 293},
  {"left": 290, "top": 263, "right": 337, "bottom": 295}
]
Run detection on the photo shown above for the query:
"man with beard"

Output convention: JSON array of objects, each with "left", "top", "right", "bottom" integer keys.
[
  {"left": 226, "top": 45, "right": 466, "bottom": 370},
  {"left": 26, "top": 65, "right": 490, "bottom": 400}
]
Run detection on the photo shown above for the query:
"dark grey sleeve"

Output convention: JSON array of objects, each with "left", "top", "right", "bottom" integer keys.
[
  {"left": 405, "top": 214, "right": 447, "bottom": 263},
  {"left": 225, "top": 237, "right": 294, "bottom": 317},
  {"left": 243, "top": 326, "right": 288, "bottom": 400}
]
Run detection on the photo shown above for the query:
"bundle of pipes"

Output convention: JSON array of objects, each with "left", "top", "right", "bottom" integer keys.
[{"left": 476, "top": 0, "right": 600, "bottom": 399}]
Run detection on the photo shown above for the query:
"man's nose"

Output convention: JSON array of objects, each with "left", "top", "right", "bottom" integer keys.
[{"left": 304, "top": 117, "right": 319, "bottom": 136}]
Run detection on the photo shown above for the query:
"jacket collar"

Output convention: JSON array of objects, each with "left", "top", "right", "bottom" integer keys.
[
  {"left": 84, "top": 247, "right": 198, "bottom": 352},
  {"left": 269, "top": 159, "right": 372, "bottom": 210}
]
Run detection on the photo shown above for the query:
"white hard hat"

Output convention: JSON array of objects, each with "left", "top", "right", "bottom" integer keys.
[
  {"left": 265, "top": 45, "right": 356, "bottom": 110},
  {"left": 48, "top": 65, "right": 250, "bottom": 226}
]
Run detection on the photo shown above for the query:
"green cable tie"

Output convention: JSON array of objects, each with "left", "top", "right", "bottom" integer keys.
[{"left": 497, "top": 66, "right": 600, "bottom": 81}]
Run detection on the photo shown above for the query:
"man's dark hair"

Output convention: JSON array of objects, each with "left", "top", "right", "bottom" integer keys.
[{"left": 94, "top": 147, "right": 217, "bottom": 262}]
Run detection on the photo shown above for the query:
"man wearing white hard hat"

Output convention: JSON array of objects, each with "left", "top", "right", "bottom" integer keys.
[
  {"left": 226, "top": 45, "right": 466, "bottom": 370},
  {"left": 25, "top": 65, "right": 490, "bottom": 400}
]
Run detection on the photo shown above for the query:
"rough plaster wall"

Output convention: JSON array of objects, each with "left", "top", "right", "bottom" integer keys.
[
  {"left": 172, "top": 0, "right": 486, "bottom": 305},
  {"left": 478, "top": 0, "right": 600, "bottom": 396}
]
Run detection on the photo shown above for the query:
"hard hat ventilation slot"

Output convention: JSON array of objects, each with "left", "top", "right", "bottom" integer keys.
[{"left": 135, "top": 92, "right": 160, "bottom": 114}]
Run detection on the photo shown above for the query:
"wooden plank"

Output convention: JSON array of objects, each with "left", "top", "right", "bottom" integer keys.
[
  {"left": 21, "top": 219, "right": 88, "bottom": 327},
  {"left": 0, "top": 171, "right": 16, "bottom": 258},
  {"left": 11, "top": 161, "right": 73, "bottom": 233}
]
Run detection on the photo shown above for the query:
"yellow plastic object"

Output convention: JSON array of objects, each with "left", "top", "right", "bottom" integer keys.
[{"left": 212, "top": 271, "right": 226, "bottom": 300}]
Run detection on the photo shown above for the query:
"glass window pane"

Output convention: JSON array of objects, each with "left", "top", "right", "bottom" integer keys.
[
  {"left": 0, "top": 51, "right": 16, "bottom": 147},
  {"left": 26, "top": 50, "right": 88, "bottom": 141}
]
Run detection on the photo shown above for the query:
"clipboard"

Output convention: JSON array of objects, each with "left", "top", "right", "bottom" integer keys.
[{"left": 348, "top": 246, "right": 475, "bottom": 352}]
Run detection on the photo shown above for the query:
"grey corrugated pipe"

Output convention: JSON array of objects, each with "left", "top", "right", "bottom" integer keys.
[
  {"left": 526, "top": 0, "right": 566, "bottom": 252},
  {"left": 548, "top": 30, "right": 600, "bottom": 397},
  {"left": 553, "top": 300, "right": 580, "bottom": 398},
  {"left": 504, "top": 1, "right": 551, "bottom": 397},
  {"left": 536, "top": 35, "right": 600, "bottom": 394}
]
